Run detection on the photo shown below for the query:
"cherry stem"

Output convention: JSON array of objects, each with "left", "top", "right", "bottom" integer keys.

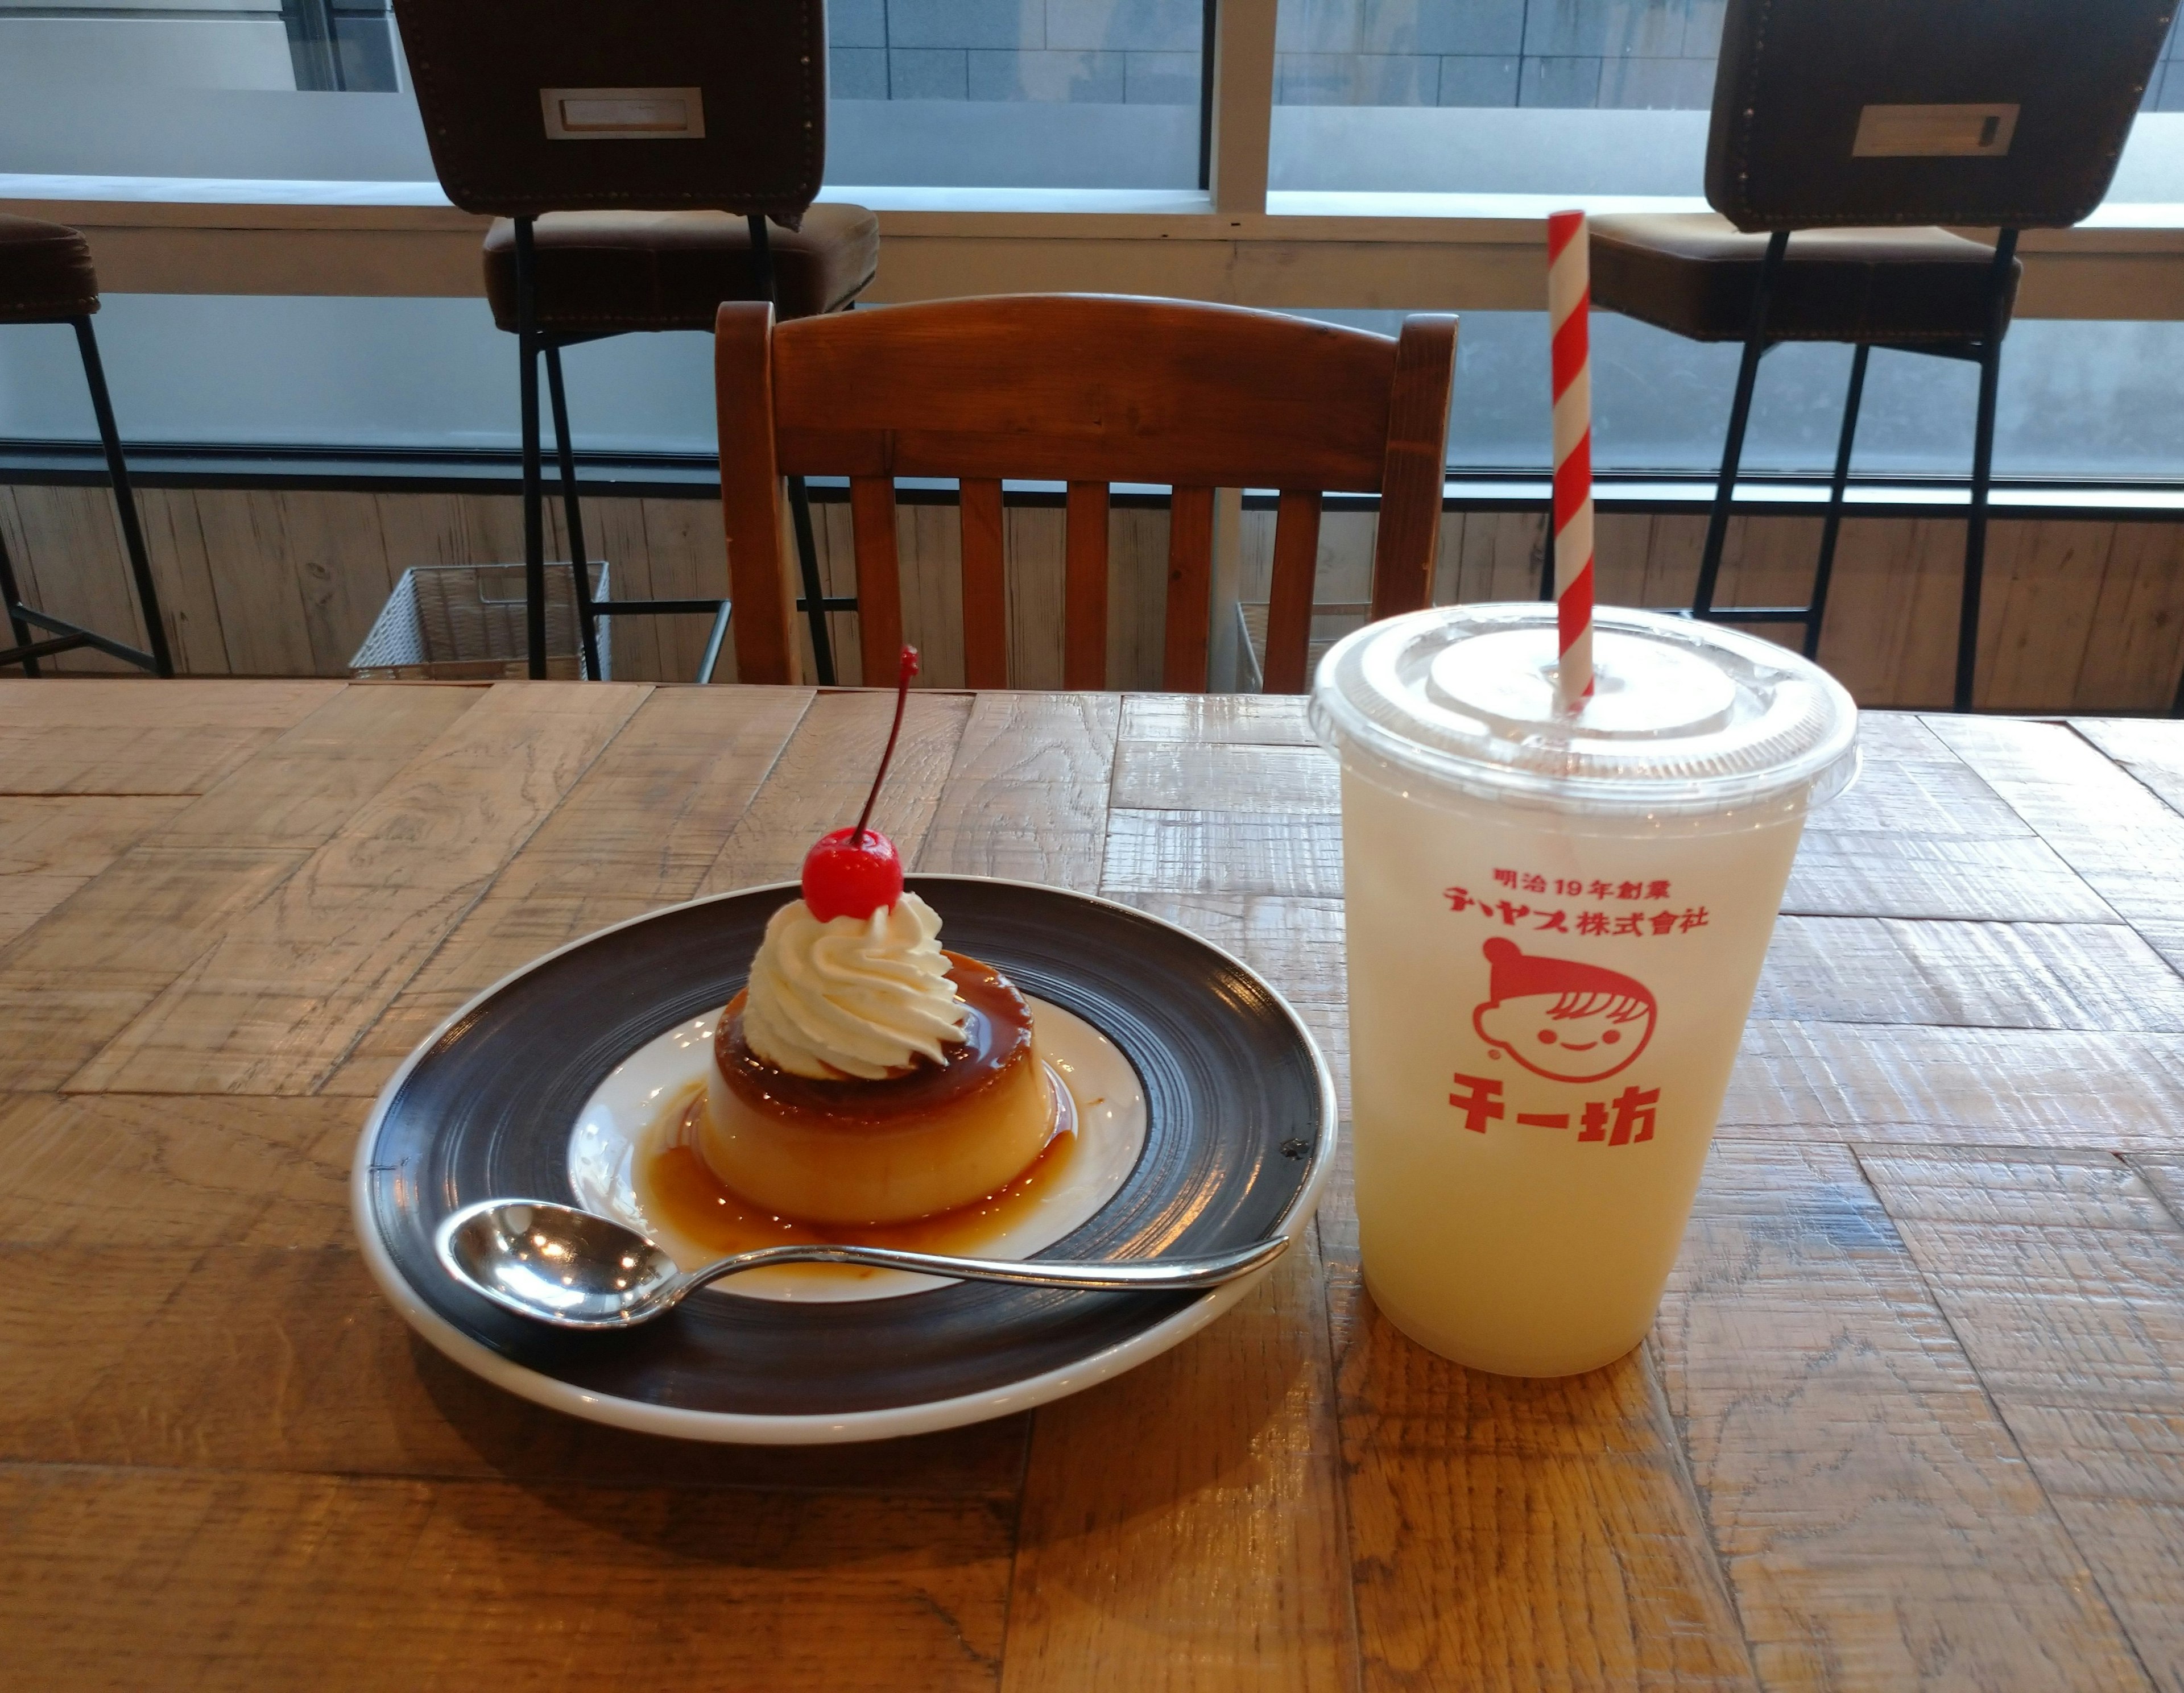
[{"left": 853, "top": 645, "right": 920, "bottom": 845}]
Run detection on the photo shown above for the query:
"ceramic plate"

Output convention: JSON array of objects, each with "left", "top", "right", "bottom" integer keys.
[{"left": 353, "top": 875, "right": 1338, "bottom": 1444}]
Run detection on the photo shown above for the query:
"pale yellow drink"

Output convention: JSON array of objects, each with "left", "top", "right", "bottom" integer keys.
[{"left": 1313, "top": 606, "right": 1856, "bottom": 1377}]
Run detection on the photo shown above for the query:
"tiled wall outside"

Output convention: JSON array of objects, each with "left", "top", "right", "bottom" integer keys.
[
  {"left": 829, "top": 0, "right": 2184, "bottom": 112},
  {"left": 1274, "top": 0, "right": 1718, "bottom": 109},
  {"left": 828, "top": 0, "right": 1205, "bottom": 104}
]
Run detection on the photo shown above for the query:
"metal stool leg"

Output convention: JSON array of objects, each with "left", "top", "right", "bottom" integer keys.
[
  {"left": 514, "top": 216, "right": 548, "bottom": 680},
  {"left": 787, "top": 475, "right": 835, "bottom": 686},
  {"left": 543, "top": 342, "right": 603, "bottom": 680},
  {"left": 0, "top": 507, "right": 40, "bottom": 676},
  {"left": 74, "top": 316, "right": 172, "bottom": 676},
  {"left": 1695, "top": 230, "right": 1788, "bottom": 620},
  {"left": 1955, "top": 230, "right": 2018, "bottom": 714},
  {"left": 1806, "top": 342, "right": 1869, "bottom": 661},
  {"left": 1538, "top": 498, "right": 1556, "bottom": 603}
]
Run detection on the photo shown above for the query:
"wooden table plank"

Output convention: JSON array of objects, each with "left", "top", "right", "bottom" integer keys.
[
  {"left": 1113, "top": 893, "right": 1346, "bottom": 1011},
  {"left": 2072, "top": 718, "right": 2184, "bottom": 819},
  {"left": 0, "top": 796, "right": 190, "bottom": 947},
  {"left": 1111, "top": 740, "right": 1340, "bottom": 814},
  {"left": 0, "top": 678, "right": 341, "bottom": 728},
  {"left": 1120, "top": 694, "right": 1316, "bottom": 746},
  {"left": 0, "top": 677, "right": 344, "bottom": 796},
  {"left": 0, "top": 848, "right": 312, "bottom": 1092},
  {"left": 1720, "top": 1021, "right": 2184, "bottom": 1149},
  {"left": 142, "top": 681, "right": 481, "bottom": 852},
  {"left": 1810, "top": 754, "right": 2034, "bottom": 839},
  {"left": 1862, "top": 1147, "right": 2184, "bottom": 1687},
  {"left": 916, "top": 693, "right": 1118, "bottom": 891},
  {"left": 1001, "top": 1241, "right": 1357, "bottom": 1693},
  {"left": 0, "top": 685, "right": 489, "bottom": 1091},
  {"left": 0, "top": 1464, "right": 1012, "bottom": 1693},
  {"left": 997, "top": 722, "right": 1359, "bottom": 1692},
  {"left": 700, "top": 688, "right": 973, "bottom": 895},
  {"left": 0, "top": 1237, "right": 1027, "bottom": 1499},
  {"left": 1103, "top": 810, "right": 1345, "bottom": 899},
  {"left": 1782, "top": 833, "right": 2117, "bottom": 923},
  {"left": 1755, "top": 916, "right": 2184, "bottom": 1032},
  {"left": 1925, "top": 716, "right": 2184, "bottom": 967},
  {"left": 67, "top": 682, "right": 650, "bottom": 1096},
  {"left": 325, "top": 685, "right": 811, "bottom": 1096},
  {"left": 1336, "top": 1316, "right": 1756, "bottom": 1691},
  {"left": 1660, "top": 1140, "right": 2150, "bottom": 1690},
  {"left": 0, "top": 1092, "right": 358, "bottom": 1249}
]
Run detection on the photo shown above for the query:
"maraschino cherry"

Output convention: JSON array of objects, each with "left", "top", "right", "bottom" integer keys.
[{"left": 801, "top": 645, "right": 920, "bottom": 923}]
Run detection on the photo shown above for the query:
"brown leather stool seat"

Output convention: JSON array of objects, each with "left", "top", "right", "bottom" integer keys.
[
  {"left": 1591, "top": 214, "right": 2021, "bottom": 346},
  {"left": 482, "top": 204, "right": 879, "bottom": 334},
  {"left": 0, "top": 214, "right": 100, "bottom": 324}
]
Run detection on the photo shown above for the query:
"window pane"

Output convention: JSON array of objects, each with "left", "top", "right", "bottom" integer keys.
[
  {"left": 827, "top": 0, "right": 1207, "bottom": 188},
  {"left": 1269, "top": 0, "right": 2184, "bottom": 197},
  {"left": 0, "top": 0, "right": 1208, "bottom": 189},
  {"left": 1302, "top": 308, "right": 2184, "bottom": 482}
]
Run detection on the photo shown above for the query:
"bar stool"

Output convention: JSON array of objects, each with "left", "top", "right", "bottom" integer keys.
[
  {"left": 391, "top": 0, "right": 878, "bottom": 682},
  {"left": 0, "top": 215, "right": 172, "bottom": 678},
  {"left": 1589, "top": 0, "right": 2172, "bottom": 712}
]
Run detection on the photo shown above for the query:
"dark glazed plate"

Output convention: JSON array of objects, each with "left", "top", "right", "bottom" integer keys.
[{"left": 353, "top": 875, "right": 1337, "bottom": 1444}]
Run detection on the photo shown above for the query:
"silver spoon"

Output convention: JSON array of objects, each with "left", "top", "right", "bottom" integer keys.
[{"left": 436, "top": 1198, "right": 1289, "bottom": 1330}]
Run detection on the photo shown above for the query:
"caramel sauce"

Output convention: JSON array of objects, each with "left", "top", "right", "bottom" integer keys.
[{"left": 637, "top": 1081, "right": 1081, "bottom": 1279}]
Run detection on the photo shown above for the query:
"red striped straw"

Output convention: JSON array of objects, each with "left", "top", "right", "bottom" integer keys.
[{"left": 1546, "top": 209, "right": 1596, "bottom": 709}]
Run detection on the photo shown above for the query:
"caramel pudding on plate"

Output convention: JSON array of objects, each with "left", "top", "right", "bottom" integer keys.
[
  {"left": 679, "top": 644, "right": 1065, "bottom": 1236},
  {"left": 704, "top": 930, "right": 1061, "bottom": 1227}
]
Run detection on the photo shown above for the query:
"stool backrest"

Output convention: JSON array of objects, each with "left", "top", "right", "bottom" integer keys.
[
  {"left": 391, "top": 0, "right": 828, "bottom": 223},
  {"left": 1707, "top": 0, "right": 2173, "bottom": 230},
  {"left": 715, "top": 295, "right": 1458, "bottom": 693}
]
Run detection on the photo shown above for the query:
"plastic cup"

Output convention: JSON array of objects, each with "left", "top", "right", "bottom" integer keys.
[{"left": 1310, "top": 604, "right": 1858, "bottom": 1377}]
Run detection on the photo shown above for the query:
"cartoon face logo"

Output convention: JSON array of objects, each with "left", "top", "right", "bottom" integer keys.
[{"left": 1472, "top": 937, "right": 1656, "bottom": 1082}]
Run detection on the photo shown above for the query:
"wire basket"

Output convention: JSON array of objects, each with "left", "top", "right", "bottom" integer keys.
[{"left": 351, "top": 562, "right": 609, "bottom": 681}]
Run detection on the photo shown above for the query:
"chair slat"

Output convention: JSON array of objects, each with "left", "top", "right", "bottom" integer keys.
[
  {"left": 1370, "top": 315, "right": 1458, "bottom": 622},
  {"left": 715, "top": 301, "right": 796, "bottom": 685},
  {"left": 959, "top": 477, "right": 1008, "bottom": 689},
  {"left": 1263, "top": 490, "right": 1323, "bottom": 695},
  {"left": 1163, "top": 485, "right": 1216, "bottom": 692},
  {"left": 1064, "top": 481, "right": 1110, "bottom": 690},
  {"left": 849, "top": 475, "right": 904, "bottom": 685}
]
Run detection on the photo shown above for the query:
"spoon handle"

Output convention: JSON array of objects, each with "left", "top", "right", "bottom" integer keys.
[{"left": 681, "top": 1233, "right": 1289, "bottom": 1294}]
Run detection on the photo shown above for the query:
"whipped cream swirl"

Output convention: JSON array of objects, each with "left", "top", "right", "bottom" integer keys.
[{"left": 741, "top": 892, "right": 969, "bottom": 1080}]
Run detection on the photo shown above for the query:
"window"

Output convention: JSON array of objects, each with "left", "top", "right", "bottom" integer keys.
[
  {"left": 826, "top": 0, "right": 1210, "bottom": 188},
  {"left": 1269, "top": 0, "right": 2184, "bottom": 196},
  {"left": 0, "top": 0, "right": 1211, "bottom": 189}
]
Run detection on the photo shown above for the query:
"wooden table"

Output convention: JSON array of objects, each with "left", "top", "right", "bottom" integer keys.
[{"left": 4, "top": 677, "right": 2182, "bottom": 1691}]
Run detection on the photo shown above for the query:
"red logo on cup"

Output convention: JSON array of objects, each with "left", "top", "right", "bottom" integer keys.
[{"left": 1472, "top": 938, "right": 1655, "bottom": 1082}]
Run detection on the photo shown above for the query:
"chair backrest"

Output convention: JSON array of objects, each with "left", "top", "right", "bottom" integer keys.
[
  {"left": 714, "top": 295, "right": 1458, "bottom": 693},
  {"left": 390, "top": 0, "right": 828, "bottom": 223},
  {"left": 1706, "top": 0, "right": 2172, "bottom": 231}
]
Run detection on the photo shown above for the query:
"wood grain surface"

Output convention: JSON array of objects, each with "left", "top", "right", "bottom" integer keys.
[{"left": 2, "top": 684, "right": 2181, "bottom": 1690}]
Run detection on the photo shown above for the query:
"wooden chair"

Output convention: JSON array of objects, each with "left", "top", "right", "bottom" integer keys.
[{"left": 714, "top": 294, "right": 1458, "bottom": 692}]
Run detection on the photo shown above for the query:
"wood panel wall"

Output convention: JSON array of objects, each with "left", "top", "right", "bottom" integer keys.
[{"left": 5, "top": 480, "right": 2182, "bottom": 711}]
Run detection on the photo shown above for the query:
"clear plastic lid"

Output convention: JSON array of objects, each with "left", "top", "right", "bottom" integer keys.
[{"left": 1310, "top": 605, "right": 1859, "bottom": 817}]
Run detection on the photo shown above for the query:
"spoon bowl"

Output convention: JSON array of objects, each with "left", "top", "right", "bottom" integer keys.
[{"left": 438, "top": 1198, "right": 1289, "bottom": 1329}]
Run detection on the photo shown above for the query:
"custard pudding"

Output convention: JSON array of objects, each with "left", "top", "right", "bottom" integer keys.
[
  {"left": 705, "top": 945, "right": 1053, "bottom": 1226},
  {"left": 698, "top": 641, "right": 1061, "bottom": 1228}
]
